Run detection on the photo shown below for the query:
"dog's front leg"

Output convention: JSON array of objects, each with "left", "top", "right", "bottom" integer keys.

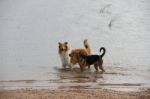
[
  {"left": 88, "top": 65, "right": 90, "bottom": 69},
  {"left": 68, "top": 63, "right": 73, "bottom": 70},
  {"left": 63, "top": 64, "right": 66, "bottom": 69},
  {"left": 80, "top": 65, "right": 84, "bottom": 72}
]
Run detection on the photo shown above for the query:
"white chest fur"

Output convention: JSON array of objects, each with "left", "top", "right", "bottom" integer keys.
[{"left": 59, "top": 51, "right": 70, "bottom": 68}]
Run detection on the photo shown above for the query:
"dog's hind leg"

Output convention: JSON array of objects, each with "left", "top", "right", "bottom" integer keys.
[
  {"left": 99, "top": 65, "right": 105, "bottom": 72},
  {"left": 80, "top": 65, "right": 84, "bottom": 72},
  {"left": 79, "top": 63, "right": 86, "bottom": 72},
  {"left": 94, "top": 64, "right": 98, "bottom": 72},
  {"left": 88, "top": 65, "right": 90, "bottom": 69}
]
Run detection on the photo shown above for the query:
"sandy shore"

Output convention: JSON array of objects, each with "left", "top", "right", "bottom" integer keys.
[{"left": 0, "top": 89, "right": 150, "bottom": 99}]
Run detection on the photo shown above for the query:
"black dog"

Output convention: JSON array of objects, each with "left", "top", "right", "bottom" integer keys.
[{"left": 79, "top": 47, "right": 106, "bottom": 72}]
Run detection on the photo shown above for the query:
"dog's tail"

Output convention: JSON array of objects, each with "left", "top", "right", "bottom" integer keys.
[
  {"left": 99, "top": 47, "right": 106, "bottom": 58},
  {"left": 84, "top": 39, "right": 92, "bottom": 55}
]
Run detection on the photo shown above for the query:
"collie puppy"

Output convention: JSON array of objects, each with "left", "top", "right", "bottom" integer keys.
[
  {"left": 58, "top": 42, "right": 72, "bottom": 69},
  {"left": 69, "top": 39, "right": 92, "bottom": 68}
]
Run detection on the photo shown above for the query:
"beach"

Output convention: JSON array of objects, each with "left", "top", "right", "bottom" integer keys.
[{"left": 0, "top": 89, "right": 150, "bottom": 99}]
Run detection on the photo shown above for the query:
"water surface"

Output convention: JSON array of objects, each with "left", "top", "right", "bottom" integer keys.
[{"left": 0, "top": 0, "right": 150, "bottom": 91}]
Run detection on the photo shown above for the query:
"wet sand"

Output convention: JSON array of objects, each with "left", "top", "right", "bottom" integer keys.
[{"left": 0, "top": 89, "right": 150, "bottom": 99}]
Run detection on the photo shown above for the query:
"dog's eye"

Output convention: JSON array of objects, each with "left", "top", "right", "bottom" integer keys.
[{"left": 69, "top": 54, "right": 72, "bottom": 57}]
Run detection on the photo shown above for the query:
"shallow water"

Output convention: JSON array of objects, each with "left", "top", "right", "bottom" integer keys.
[{"left": 0, "top": 0, "right": 150, "bottom": 91}]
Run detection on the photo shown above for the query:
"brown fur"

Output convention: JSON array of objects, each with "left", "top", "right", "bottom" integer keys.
[
  {"left": 58, "top": 42, "right": 69, "bottom": 54},
  {"left": 69, "top": 39, "right": 91, "bottom": 69},
  {"left": 69, "top": 50, "right": 90, "bottom": 72},
  {"left": 69, "top": 49, "right": 88, "bottom": 64}
]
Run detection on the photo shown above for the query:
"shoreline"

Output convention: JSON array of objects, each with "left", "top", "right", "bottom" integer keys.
[{"left": 0, "top": 88, "right": 150, "bottom": 99}]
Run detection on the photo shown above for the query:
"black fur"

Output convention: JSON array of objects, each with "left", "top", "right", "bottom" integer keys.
[{"left": 80, "top": 47, "right": 106, "bottom": 72}]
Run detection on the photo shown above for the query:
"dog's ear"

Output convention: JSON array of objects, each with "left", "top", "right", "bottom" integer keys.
[
  {"left": 64, "top": 42, "right": 68, "bottom": 45},
  {"left": 58, "top": 42, "right": 61, "bottom": 45}
]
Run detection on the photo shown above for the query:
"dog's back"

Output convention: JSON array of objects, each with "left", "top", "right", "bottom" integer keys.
[
  {"left": 80, "top": 47, "right": 106, "bottom": 65},
  {"left": 81, "top": 55, "right": 99, "bottom": 65}
]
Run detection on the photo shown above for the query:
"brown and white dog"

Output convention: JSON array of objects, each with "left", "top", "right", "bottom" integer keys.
[
  {"left": 58, "top": 42, "right": 72, "bottom": 69},
  {"left": 69, "top": 39, "right": 92, "bottom": 68}
]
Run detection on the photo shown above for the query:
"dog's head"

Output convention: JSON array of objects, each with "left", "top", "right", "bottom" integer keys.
[
  {"left": 58, "top": 42, "right": 69, "bottom": 53},
  {"left": 69, "top": 49, "right": 88, "bottom": 65},
  {"left": 69, "top": 50, "right": 78, "bottom": 65}
]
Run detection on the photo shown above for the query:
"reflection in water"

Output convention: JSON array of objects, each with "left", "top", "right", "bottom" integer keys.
[{"left": 56, "top": 67, "right": 104, "bottom": 83}]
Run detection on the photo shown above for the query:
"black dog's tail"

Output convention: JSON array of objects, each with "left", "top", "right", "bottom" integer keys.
[{"left": 99, "top": 47, "right": 106, "bottom": 58}]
